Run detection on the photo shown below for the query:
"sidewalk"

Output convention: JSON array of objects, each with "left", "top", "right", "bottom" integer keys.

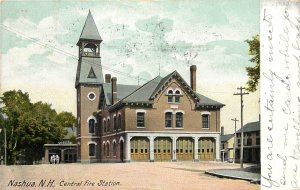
[{"left": 205, "top": 166, "right": 261, "bottom": 184}]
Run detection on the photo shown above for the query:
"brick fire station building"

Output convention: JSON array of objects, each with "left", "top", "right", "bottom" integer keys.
[{"left": 76, "top": 11, "right": 225, "bottom": 163}]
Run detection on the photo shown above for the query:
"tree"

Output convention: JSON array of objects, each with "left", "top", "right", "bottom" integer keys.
[
  {"left": 17, "top": 102, "right": 67, "bottom": 163},
  {"left": 245, "top": 34, "right": 260, "bottom": 92},
  {"left": 56, "top": 111, "right": 76, "bottom": 129},
  {"left": 0, "top": 90, "right": 74, "bottom": 164},
  {"left": 0, "top": 90, "right": 31, "bottom": 164}
]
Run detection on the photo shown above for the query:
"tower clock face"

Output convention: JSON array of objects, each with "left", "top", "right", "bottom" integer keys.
[{"left": 87, "top": 92, "right": 96, "bottom": 101}]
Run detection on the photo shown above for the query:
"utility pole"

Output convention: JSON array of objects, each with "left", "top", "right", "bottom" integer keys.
[
  {"left": 234, "top": 86, "right": 249, "bottom": 168},
  {"left": 231, "top": 118, "right": 239, "bottom": 164}
]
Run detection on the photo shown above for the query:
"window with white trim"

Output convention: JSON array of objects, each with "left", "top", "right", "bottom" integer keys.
[
  {"left": 137, "top": 112, "right": 145, "bottom": 128},
  {"left": 166, "top": 89, "right": 182, "bottom": 103},
  {"left": 87, "top": 92, "right": 96, "bottom": 101},
  {"left": 176, "top": 112, "right": 183, "bottom": 128},
  {"left": 202, "top": 114, "right": 209, "bottom": 129},
  {"left": 89, "top": 119, "right": 95, "bottom": 133},
  {"left": 165, "top": 112, "right": 173, "bottom": 128},
  {"left": 167, "top": 90, "right": 173, "bottom": 103},
  {"left": 175, "top": 90, "right": 181, "bottom": 103}
]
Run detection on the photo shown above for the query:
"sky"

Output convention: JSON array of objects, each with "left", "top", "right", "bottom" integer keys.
[{"left": 0, "top": 0, "right": 259, "bottom": 134}]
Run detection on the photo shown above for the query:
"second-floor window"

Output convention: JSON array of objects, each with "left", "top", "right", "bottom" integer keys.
[
  {"left": 137, "top": 112, "right": 145, "bottom": 128},
  {"left": 176, "top": 112, "right": 183, "bottom": 128},
  {"left": 165, "top": 112, "right": 173, "bottom": 128},
  {"left": 89, "top": 119, "right": 95, "bottom": 134},
  {"left": 202, "top": 114, "right": 209, "bottom": 129}
]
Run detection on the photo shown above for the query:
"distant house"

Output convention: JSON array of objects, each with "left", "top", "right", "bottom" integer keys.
[
  {"left": 235, "top": 121, "right": 260, "bottom": 164},
  {"left": 220, "top": 133, "right": 235, "bottom": 162}
]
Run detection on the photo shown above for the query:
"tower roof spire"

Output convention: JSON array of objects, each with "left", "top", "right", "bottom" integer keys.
[{"left": 77, "top": 10, "right": 102, "bottom": 45}]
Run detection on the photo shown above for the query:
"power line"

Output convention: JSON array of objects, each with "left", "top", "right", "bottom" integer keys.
[{"left": 1, "top": 23, "right": 229, "bottom": 94}]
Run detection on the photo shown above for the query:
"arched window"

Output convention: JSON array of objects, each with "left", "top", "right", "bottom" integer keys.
[
  {"left": 176, "top": 112, "right": 183, "bottom": 128},
  {"left": 103, "top": 120, "right": 106, "bottom": 133},
  {"left": 113, "top": 116, "right": 117, "bottom": 131},
  {"left": 89, "top": 119, "right": 95, "bottom": 134},
  {"left": 107, "top": 119, "right": 110, "bottom": 132},
  {"left": 175, "top": 90, "right": 181, "bottom": 103},
  {"left": 165, "top": 112, "right": 173, "bottom": 128},
  {"left": 89, "top": 144, "right": 96, "bottom": 157},
  {"left": 113, "top": 142, "right": 117, "bottom": 156},
  {"left": 118, "top": 115, "right": 121, "bottom": 129},
  {"left": 107, "top": 143, "right": 110, "bottom": 157},
  {"left": 103, "top": 143, "right": 106, "bottom": 157},
  {"left": 167, "top": 90, "right": 173, "bottom": 103}
]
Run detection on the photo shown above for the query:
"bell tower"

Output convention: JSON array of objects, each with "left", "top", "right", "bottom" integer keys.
[{"left": 75, "top": 10, "right": 103, "bottom": 163}]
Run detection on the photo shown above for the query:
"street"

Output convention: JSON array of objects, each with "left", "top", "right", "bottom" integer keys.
[{"left": 0, "top": 162, "right": 259, "bottom": 190}]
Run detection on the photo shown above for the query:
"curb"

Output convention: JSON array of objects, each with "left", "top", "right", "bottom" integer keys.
[{"left": 205, "top": 170, "right": 260, "bottom": 184}]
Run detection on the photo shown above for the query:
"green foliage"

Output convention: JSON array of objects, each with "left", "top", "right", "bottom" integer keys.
[
  {"left": 69, "top": 134, "right": 77, "bottom": 144},
  {"left": 56, "top": 111, "right": 76, "bottom": 129},
  {"left": 0, "top": 90, "right": 75, "bottom": 164},
  {"left": 245, "top": 35, "right": 260, "bottom": 92}
]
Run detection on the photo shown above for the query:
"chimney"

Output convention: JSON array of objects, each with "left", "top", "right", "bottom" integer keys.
[
  {"left": 190, "top": 65, "right": 197, "bottom": 91},
  {"left": 221, "top": 126, "right": 224, "bottom": 136},
  {"left": 105, "top": 74, "right": 111, "bottom": 83},
  {"left": 111, "top": 77, "right": 117, "bottom": 105}
]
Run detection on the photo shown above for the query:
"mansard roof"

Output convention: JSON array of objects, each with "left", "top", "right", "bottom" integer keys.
[
  {"left": 75, "top": 57, "right": 104, "bottom": 87},
  {"left": 77, "top": 10, "right": 102, "bottom": 45},
  {"left": 107, "top": 70, "right": 224, "bottom": 111}
]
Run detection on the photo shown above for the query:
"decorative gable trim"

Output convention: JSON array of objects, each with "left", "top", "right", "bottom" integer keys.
[{"left": 150, "top": 71, "right": 200, "bottom": 103}]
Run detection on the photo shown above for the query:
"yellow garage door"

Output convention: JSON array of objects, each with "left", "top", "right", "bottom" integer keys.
[
  {"left": 154, "top": 137, "right": 172, "bottom": 161},
  {"left": 130, "top": 137, "right": 149, "bottom": 161},
  {"left": 176, "top": 137, "right": 194, "bottom": 160},
  {"left": 198, "top": 138, "right": 215, "bottom": 161}
]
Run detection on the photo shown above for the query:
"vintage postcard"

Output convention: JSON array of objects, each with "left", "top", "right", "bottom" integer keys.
[{"left": 0, "top": 0, "right": 298, "bottom": 190}]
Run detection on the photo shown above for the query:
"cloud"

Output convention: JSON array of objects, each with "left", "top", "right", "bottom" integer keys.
[{"left": 1, "top": 1, "right": 259, "bottom": 133}]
